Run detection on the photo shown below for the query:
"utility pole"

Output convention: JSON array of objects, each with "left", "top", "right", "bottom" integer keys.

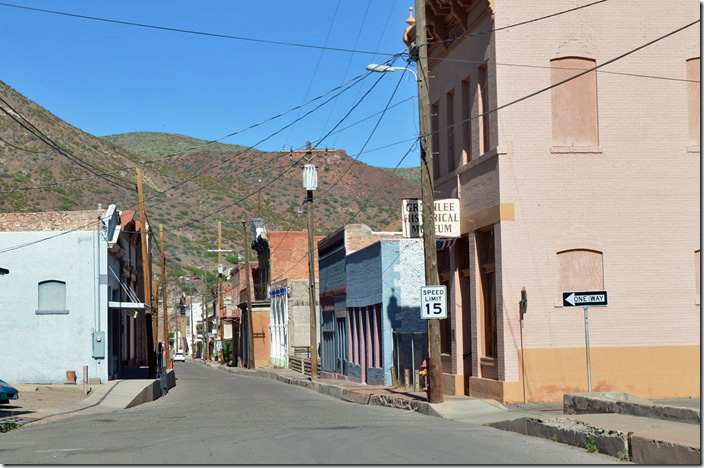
[
  {"left": 206, "top": 222, "right": 233, "bottom": 365},
  {"left": 258, "top": 179, "right": 263, "bottom": 218},
  {"left": 152, "top": 274, "right": 159, "bottom": 351},
  {"left": 242, "top": 220, "right": 255, "bottom": 369},
  {"left": 202, "top": 270, "right": 208, "bottom": 364},
  {"left": 218, "top": 221, "right": 224, "bottom": 364},
  {"left": 136, "top": 168, "right": 156, "bottom": 378},
  {"left": 161, "top": 225, "right": 171, "bottom": 369},
  {"left": 413, "top": 0, "right": 444, "bottom": 404},
  {"left": 304, "top": 141, "right": 318, "bottom": 379}
]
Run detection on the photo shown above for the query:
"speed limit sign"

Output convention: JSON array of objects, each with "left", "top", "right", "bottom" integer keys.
[{"left": 420, "top": 285, "right": 447, "bottom": 319}]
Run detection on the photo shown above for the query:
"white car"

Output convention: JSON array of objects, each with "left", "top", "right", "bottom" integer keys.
[{"left": 173, "top": 352, "right": 186, "bottom": 362}]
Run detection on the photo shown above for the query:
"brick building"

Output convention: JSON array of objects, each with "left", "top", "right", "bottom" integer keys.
[
  {"left": 252, "top": 228, "right": 323, "bottom": 368},
  {"left": 404, "top": 0, "right": 700, "bottom": 402}
]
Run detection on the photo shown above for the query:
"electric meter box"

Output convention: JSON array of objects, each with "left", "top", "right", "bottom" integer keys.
[{"left": 92, "top": 331, "right": 105, "bottom": 359}]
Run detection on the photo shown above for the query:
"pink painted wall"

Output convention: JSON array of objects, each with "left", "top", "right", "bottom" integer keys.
[{"left": 426, "top": 0, "right": 700, "bottom": 387}]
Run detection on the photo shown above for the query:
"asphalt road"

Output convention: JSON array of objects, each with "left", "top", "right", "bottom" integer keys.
[{"left": 0, "top": 361, "right": 617, "bottom": 464}]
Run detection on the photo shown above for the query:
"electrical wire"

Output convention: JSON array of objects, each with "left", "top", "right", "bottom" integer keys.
[
  {"left": 0, "top": 98, "right": 135, "bottom": 191},
  {"left": 282, "top": 0, "right": 343, "bottom": 145},
  {"left": 428, "top": 19, "right": 701, "bottom": 137},
  {"left": 424, "top": 0, "right": 610, "bottom": 45},
  {"left": 270, "top": 138, "right": 420, "bottom": 283},
  {"left": 0, "top": 70, "right": 376, "bottom": 194},
  {"left": 0, "top": 2, "right": 399, "bottom": 57},
  {"left": 2, "top": 21, "right": 694, "bottom": 255}
]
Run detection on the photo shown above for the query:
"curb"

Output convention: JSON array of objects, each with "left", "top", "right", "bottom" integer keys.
[
  {"left": 209, "top": 362, "right": 432, "bottom": 417},
  {"left": 564, "top": 393, "right": 701, "bottom": 425},
  {"left": 488, "top": 416, "right": 701, "bottom": 463}
]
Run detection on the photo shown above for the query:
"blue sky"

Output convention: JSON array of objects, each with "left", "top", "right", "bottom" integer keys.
[{"left": 0, "top": 0, "right": 420, "bottom": 167}]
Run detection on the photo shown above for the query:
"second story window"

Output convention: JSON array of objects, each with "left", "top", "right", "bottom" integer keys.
[
  {"left": 478, "top": 65, "right": 491, "bottom": 155},
  {"left": 550, "top": 57, "right": 599, "bottom": 147},
  {"left": 446, "top": 89, "right": 456, "bottom": 173},
  {"left": 686, "top": 57, "right": 700, "bottom": 147},
  {"left": 431, "top": 102, "right": 440, "bottom": 179}
]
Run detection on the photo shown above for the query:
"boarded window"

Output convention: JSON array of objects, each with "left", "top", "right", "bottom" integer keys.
[
  {"left": 446, "top": 89, "right": 456, "bottom": 172},
  {"left": 551, "top": 57, "right": 599, "bottom": 147},
  {"left": 687, "top": 58, "right": 700, "bottom": 146},
  {"left": 38, "top": 280, "right": 67, "bottom": 312},
  {"left": 558, "top": 249, "right": 604, "bottom": 292},
  {"left": 431, "top": 102, "right": 440, "bottom": 179}
]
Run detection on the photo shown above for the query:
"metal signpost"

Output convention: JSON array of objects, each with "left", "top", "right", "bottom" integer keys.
[
  {"left": 420, "top": 285, "right": 447, "bottom": 319},
  {"left": 562, "top": 290, "right": 608, "bottom": 392}
]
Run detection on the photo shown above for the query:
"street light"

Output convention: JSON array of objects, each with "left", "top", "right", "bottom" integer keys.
[{"left": 366, "top": 63, "right": 418, "bottom": 81}]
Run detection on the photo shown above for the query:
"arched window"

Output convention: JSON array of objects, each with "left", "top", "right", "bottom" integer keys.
[
  {"left": 37, "top": 280, "right": 67, "bottom": 312},
  {"left": 550, "top": 57, "right": 599, "bottom": 147},
  {"left": 557, "top": 249, "right": 604, "bottom": 293}
]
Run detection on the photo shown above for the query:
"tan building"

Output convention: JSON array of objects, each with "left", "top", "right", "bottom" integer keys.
[{"left": 404, "top": 0, "right": 700, "bottom": 402}]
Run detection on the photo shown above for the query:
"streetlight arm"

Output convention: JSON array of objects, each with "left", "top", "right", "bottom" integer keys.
[{"left": 366, "top": 63, "right": 418, "bottom": 81}]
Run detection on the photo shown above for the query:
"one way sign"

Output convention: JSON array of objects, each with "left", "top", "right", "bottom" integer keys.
[{"left": 562, "top": 290, "right": 608, "bottom": 307}]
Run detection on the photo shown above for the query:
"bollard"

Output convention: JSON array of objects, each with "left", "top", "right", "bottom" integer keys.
[
  {"left": 404, "top": 368, "right": 410, "bottom": 389},
  {"left": 82, "top": 365, "right": 88, "bottom": 396},
  {"left": 414, "top": 370, "right": 420, "bottom": 392}
]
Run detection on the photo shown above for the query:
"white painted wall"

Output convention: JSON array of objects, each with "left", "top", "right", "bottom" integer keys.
[{"left": 0, "top": 230, "right": 108, "bottom": 384}]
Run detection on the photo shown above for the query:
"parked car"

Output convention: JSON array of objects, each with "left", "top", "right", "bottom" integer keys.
[
  {"left": 0, "top": 379, "right": 19, "bottom": 404},
  {"left": 173, "top": 352, "right": 186, "bottom": 362}
]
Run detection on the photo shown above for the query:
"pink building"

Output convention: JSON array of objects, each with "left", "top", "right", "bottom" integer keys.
[{"left": 404, "top": 0, "right": 700, "bottom": 402}]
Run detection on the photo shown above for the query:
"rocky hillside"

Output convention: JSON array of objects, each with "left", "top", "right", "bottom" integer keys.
[{"left": 0, "top": 81, "right": 419, "bottom": 293}]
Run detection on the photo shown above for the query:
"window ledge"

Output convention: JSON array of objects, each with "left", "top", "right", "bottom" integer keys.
[
  {"left": 36, "top": 309, "right": 69, "bottom": 315},
  {"left": 687, "top": 145, "right": 700, "bottom": 153},
  {"left": 551, "top": 146, "right": 603, "bottom": 154},
  {"left": 480, "top": 356, "right": 496, "bottom": 367}
]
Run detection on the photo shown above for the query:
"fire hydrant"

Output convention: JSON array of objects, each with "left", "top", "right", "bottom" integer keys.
[{"left": 420, "top": 359, "right": 429, "bottom": 401}]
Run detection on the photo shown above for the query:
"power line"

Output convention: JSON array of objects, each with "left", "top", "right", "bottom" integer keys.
[
  {"left": 0, "top": 2, "right": 399, "bottom": 57},
  {"left": 422, "top": 56, "right": 699, "bottom": 83},
  {"left": 430, "top": 19, "right": 701, "bottom": 137},
  {"left": 170, "top": 62, "right": 396, "bottom": 231},
  {"left": 4, "top": 21, "right": 694, "bottom": 256},
  {"left": 0, "top": 135, "right": 48, "bottom": 154},
  {"left": 270, "top": 138, "right": 420, "bottom": 283},
  {"left": 318, "top": 58, "right": 410, "bottom": 198},
  {"left": 425, "top": 0, "right": 610, "bottom": 45},
  {"left": 283, "top": 0, "right": 343, "bottom": 145},
  {"left": 0, "top": 100, "right": 135, "bottom": 191},
  {"left": 0, "top": 71, "right": 376, "bottom": 194}
]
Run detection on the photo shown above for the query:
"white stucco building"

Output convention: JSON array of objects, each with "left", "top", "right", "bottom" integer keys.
[{"left": 0, "top": 205, "right": 151, "bottom": 384}]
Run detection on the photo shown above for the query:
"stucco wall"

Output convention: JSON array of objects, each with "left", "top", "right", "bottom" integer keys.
[{"left": 0, "top": 230, "right": 108, "bottom": 384}]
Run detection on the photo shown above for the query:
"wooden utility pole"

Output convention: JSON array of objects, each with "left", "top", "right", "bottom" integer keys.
[
  {"left": 152, "top": 274, "right": 159, "bottom": 351},
  {"left": 218, "top": 221, "right": 225, "bottom": 364},
  {"left": 136, "top": 168, "right": 155, "bottom": 378},
  {"left": 242, "top": 220, "right": 255, "bottom": 369},
  {"left": 161, "top": 225, "right": 171, "bottom": 369},
  {"left": 413, "top": 0, "right": 444, "bottom": 403},
  {"left": 305, "top": 141, "right": 318, "bottom": 379}
]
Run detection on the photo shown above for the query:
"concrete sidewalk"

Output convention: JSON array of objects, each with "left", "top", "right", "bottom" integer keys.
[{"left": 0, "top": 370, "right": 176, "bottom": 432}]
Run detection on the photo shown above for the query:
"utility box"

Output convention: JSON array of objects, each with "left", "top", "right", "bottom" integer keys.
[{"left": 92, "top": 331, "right": 105, "bottom": 359}]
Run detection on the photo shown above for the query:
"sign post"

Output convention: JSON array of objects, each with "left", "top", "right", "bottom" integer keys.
[
  {"left": 420, "top": 285, "right": 447, "bottom": 319},
  {"left": 562, "top": 290, "right": 608, "bottom": 393}
]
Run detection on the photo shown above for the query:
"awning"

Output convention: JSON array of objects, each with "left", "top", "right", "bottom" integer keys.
[{"left": 108, "top": 301, "right": 151, "bottom": 310}]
